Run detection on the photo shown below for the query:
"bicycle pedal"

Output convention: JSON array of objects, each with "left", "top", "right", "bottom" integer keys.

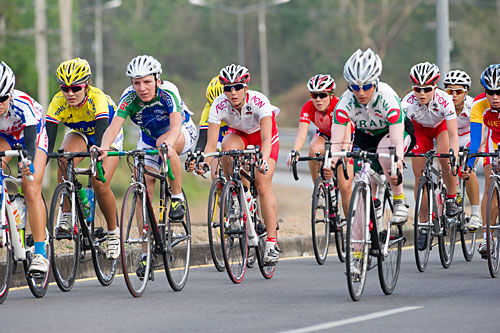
[{"left": 27, "top": 270, "right": 46, "bottom": 280}]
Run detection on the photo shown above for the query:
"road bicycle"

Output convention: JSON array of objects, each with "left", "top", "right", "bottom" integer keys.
[
  {"left": 115, "top": 144, "right": 191, "bottom": 297},
  {"left": 0, "top": 146, "right": 50, "bottom": 303},
  {"left": 200, "top": 146, "right": 274, "bottom": 284},
  {"left": 289, "top": 141, "right": 347, "bottom": 265},
  {"left": 48, "top": 149, "right": 117, "bottom": 292},
  {"left": 406, "top": 150, "right": 457, "bottom": 272},
  {"left": 340, "top": 147, "right": 404, "bottom": 301},
  {"left": 467, "top": 151, "right": 500, "bottom": 277}
]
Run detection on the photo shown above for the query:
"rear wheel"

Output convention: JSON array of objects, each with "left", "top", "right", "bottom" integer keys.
[
  {"left": 311, "top": 178, "right": 330, "bottom": 265},
  {"left": 0, "top": 224, "right": 12, "bottom": 304},
  {"left": 220, "top": 180, "right": 247, "bottom": 284},
  {"left": 120, "top": 184, "right": 151, "bottom": 297},
  {"left": 49, "top": 183, "right": 80, "bottom": 292},
  {"left": 346, "top": 182, "right": 369, "bottom": 301},
  {"left": 459, "top": 180, "right": 476, "bottom": 261},
  {"left": 333, "top": 184, "right": 346, "bottom": 263},
  {"left": 414, "top": 178, "right": 432, "bottom": 272},
  {"left": 207, "top": 178, "right": 225, "bottom": 272},
  {"left": 438, "top": 186, "right": 456, "bottom": 269},
  {"left": 486, "top": 181, "right": 500, "bottom": 278},
  {"left": 164, "top": 189, "right": 191, "bottom": 291}
]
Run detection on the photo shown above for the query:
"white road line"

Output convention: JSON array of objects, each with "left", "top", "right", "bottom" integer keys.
[{"left": 278, "top": 306, "right": 423, "bottom": 333}]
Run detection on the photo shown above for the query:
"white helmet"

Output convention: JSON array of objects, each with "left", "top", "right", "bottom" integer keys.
[
  {"left": 443, "top": 70, "right": 471, "bottom": 89},
  {"left": 409, "top": 62, "right": 440, "bottom": 85},
  {"left": 343, "top": 48, "right": 382, "bottom": 86},
  {"left": 307, "top": 74, "right": 336, "bottom": 93},
  {"left": 218, "top": 64, "right": 250, "bottom": 85},
  {"left": 480, "top": 64, "right": 500, "bottom": 90},
  {"left": 0, "top": 61, "right": 15, "bottom": 97},
  {"left": 126, "top": 55, "right": 162, "bottom": 79}
]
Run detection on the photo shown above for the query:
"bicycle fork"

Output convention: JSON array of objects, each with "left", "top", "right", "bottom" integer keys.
[
  {"left": 2, "top": 188, "right": 25, "bottom": 261},
  {"left": 238, "top": 183, "right": 258, "bottom": 247}
]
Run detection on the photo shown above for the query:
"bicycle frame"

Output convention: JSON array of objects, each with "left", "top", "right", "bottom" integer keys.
[{"left": 0, "top": 172, "right": 25, "bottom": 261}]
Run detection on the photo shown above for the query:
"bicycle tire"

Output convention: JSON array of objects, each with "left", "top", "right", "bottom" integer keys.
[
  {"left": 247, "top": 246, "right": 257, "bottom": 268},
  {"left": 164, "top": 188, "right": 191, "bottom": 291},
  {"left": 438, "top": 185, "right": 456, "bottom": 269},
  {"left": 0, "top": 223, "right": 12, "bottom": 304},
  {"left": 120, "top": 184, "right": 151, "bottom": 297},
  {"left": 207, "top": 178, "right": 225, "bottom": 272},
  {"left": 220, "top": 180, "right": 247, "bottom": 284},
  {"left": 333, "top": 184, "right": 347, "bottom": 263},
  {"left": 90, "top": 191, "right": 118, "bottom": 286},
  {"left": 486, "top": 181, "right": 500, "bottom": 278},
  {"left": 311, "top": 177, "right": 330, "bottom": 265},
  {"left": 377, "top": 188, "right": 402, "bottom": 295},
  {"left": 49, "top": 182, "right": 80, "bottom": 292},
  {"left": 255, "top": 199, "right": 275, "bottom": 279},
  {"left": 23, "top": 194, "right": 50, "bottom": 298},
  {"left": 414, "top": 177, "right": 432, "bottom": 272},
  {"left": 346, "top": 182, "right": 369, "bottom": 301},
  {"left": 458, "top": 180, "right": 476, "bottom": 261}
]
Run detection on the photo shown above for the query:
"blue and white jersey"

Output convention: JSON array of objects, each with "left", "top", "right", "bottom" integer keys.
[{"left": 0, "top": 89, "right": 44, "bottom": 140}]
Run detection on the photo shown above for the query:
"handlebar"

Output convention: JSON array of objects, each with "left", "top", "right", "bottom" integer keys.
[{"left": 406, "top": 149, "right": 458, "bottom": 176}]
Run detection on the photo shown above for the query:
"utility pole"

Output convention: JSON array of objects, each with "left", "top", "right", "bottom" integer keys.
[
  {"left": 95, "top": 0, "right": 104, "bottom": 89},
  {"left": 258, "top": 1, "right": 269, "bottom": 96},
  {"left": 436, "top": 0, "right": 450, "bottom": 88},
  {"left": 59, "top": 0, "right": 72, "bottom": 61},
  {"left": 34, "top": 0, "right": 49, "bottom": 111}
]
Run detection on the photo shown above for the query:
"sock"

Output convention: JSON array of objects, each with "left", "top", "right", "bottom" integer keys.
[
  {"left": 393, "top": 193, "right": 405, "bottom": 201},
  {"left": 108, "top": 228, "right": 119, "bottom": 234},
  {"left": 266, "top": 237, "right": 276, "bottom": 244},
  {"left": 446, "top": 193, "right": 457, "bottom": 199},
  {"left": 34, "top": 242, "right": 47, "bottom": 259},
  {"left": 483, "top": 232, "right": 487, "bottom": 240},
  {"left": 171, "top": 193, "right": 184, "bottom": 201},
  {"left": 471, "top": 205, "right": 480, "bottom": 216}
]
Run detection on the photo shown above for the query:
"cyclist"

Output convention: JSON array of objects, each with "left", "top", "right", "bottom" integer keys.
[
  {"left": 469, "top": 64, "right": 500, "bottom": 257},
  {"left": 402, "top": 62, "right": 460, "bottom": 250},
  {"left": 330, "top": 48, "right": 413, "bottom": 225},
  {"left": 199, "top": 64, "right": 281, "bottom": 265},
  {"left": 46, "top": 57, "right": 122, "bottom": 260},
  {"left": 0, "top": 61, "right": 49, "bottom": 273},
  {"left": 443, "top": 70, "right": 482, "bottom": 230},
  {"left": 287, "top": 74, "right": 353, "bottom": 216},
  {"left": 97, "top": 55, "right": 197, "bottom": 276}
]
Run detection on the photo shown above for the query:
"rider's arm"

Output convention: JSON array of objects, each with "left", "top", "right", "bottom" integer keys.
[
  {"left": 156, "top": 112, "right": 181, "bottom": 150},
  {"left": 468, "top": 95, "right": 486, "bottom": 167},
  {"left": 203, "top": 122, "right": 221, "bottom": 166},
  {"left": 23, "top": 125, "right": 37, "bottom": 160},
  {"left": 94, "top": 118, "right": 109, "bottom": 147},
  {"left": 46, "top": 121, "right": 59, "bottom": 154},
  {"left": 446, "top": 118, "right": 459, "bottom": 159},
  {"left": 259, "top": 116, "right": 273, "bottom": 162},
  {"left": 100, "top": 116, "right": 125, "bottom": 151},
  {"left": 195, "top": 128, "right": 208, "bottom": 152},
  {"left": 292, "top": 122, "right": 309, "bottom": 152},
  {"left": 388, "top": 122, "right": 405, "bottom": 162}
]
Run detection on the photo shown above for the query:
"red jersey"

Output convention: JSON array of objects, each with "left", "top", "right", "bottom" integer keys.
[{"left": 299, "top": 97, "right": 340, "bottom": 136}]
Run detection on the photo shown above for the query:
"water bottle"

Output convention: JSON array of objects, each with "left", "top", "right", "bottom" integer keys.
[
  {"left": 78, "top": 187, "right": 92, "bottom": 224},
  {"left": 373, "top": 198, "right": 383, "bottom": 231},
  {"left": 85, "top": 188, "right": 95, "bottom": 223},
  {"left": 244, "top": 188, "right": 255, "bottom": 214},
  {"left": 435, "top": 186, "right": 443, "bottom": 217},
  {"left": 11, "top": 194, "right": 26, "bottom": 229}
]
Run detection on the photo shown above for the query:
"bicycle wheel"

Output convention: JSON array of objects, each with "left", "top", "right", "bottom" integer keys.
[
  {"left": 120, "top": 184, "right": 151, "bottom": 297},
  {"left": 459, "top": 181, "right": 476, "bottom": 261},
  {"left": 49, "top": 183, "right": 80, "bottom": 292},
  {"left": 207, "top": 178, "right": 225, "bottom": 272},
  {"left": 220, "top": 180, "right": 247, "bottom": 284},
  {"left": 255, "top": 199, "right": 275, "bottom": 279},
  {"left": 414, "top": 178, "right": 432, "bottom": 272},
  {"left": 333, "top": 185, "right": 347, "bottom": 263},
  {"left": 90, "top": 189, "right": 118, "bottom": 287},
  {"left": 377, "top": 188, "right": 402, "bottom": 295},
  {"left": 24, "top": 194, "right": 50, "bottom": 298},
  {"left": 486, "top": 181, "right": 500, "bottom": 278},
  {"left": 438, "top": 185, "right": 457, "bottom": 269},
  {"left": 311, "top": 177, "right": 330, "bottom": 265},
  {"left": 0, "top": 223, "right": 12, "bottom": 304},
  {"left": 346, "top": 182, "right": 369, "bottom": 301},
  {"left": 164, "top": 189, "right": 191, "bottom": 291}
]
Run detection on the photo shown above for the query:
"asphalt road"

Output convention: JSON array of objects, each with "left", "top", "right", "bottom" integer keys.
[{"left": 2, "top": 247, "right": 499, "bottom": 332}]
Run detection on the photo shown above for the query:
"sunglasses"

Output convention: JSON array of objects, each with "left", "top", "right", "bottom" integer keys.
[
  {"left": 446, "top": 88, "right": 466, "bottom": 95},
  {"left": 350, "top": 83, "right": 374, "bottom": 91},
  {"left": 0, "top": 94, "right": 10, "bottom": 103},
  {"left": 223, "top": 83, "right": 246, "bottom": 92},
  {"left": 60, "top": 84, "right": 87, "bottom": 93},
  {"left": 311, "top": 92, "right": 329, "bottom": 99},
  {"left": 413, "top": 85, "right": 436, "bottom": 93},
  {"left": 486, "top": 89, "right": 500, "bottom": 96}
]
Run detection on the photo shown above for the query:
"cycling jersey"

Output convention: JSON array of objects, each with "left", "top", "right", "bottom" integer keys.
[
  {"left": 456, "top": 95, "right": 474, "bottom": 147},
  {"left": 46, "top": 85, "right": 116, "bottom": 136},
  {"left": 402, "top": 88, "right": 456, "bottom": 128},
  {"left": 199, "top": 101, "right": 228, "bottom": 143},
  {"left": 300, "top": 97, "right": 339, "bottom": 136},
  {"left": 334, "top": 82, "right": 404, "bottom": 136},
  {"left": 208, "top": 90, "right": 279, "bottom": 134},
  {"left": 117, "top": 81, "right": 192, "bottom": 146}
]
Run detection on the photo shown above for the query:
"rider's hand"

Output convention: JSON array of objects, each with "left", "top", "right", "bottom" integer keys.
[
  {"left": 322, "top": 160, "right": 334, "bottom": 179},
  {"left": 258, "top": 159, "right": 269, "bottom": 174},
  {"left": 286, "top": 151, "right": 299, "bottom": 168},
  {"left": 18, "top": 159, "right": 33, "bottom": 178},
  {"left": 459, "top": 165, "right": 471, "bottom": 180},
  {"left": 196, "top": 162, "right": 209, "bottom": 175},
  {"left": 387, "top": 160, "right": 404, "bottom": 186},
  {"left": 90, "top": 145, "right": 105, "bottom": 161}
]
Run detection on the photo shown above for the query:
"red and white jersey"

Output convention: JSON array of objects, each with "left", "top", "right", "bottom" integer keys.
[
  {"left": 208, "top": 90, "right": 279, "bottom": 134},
  {"left": 299, "top": 97, "right": 339, "bottom": 136},
  {"left": 0, "top": 89, "right": 43, "bottom": 140},
  {"left": 456, "top": 95, "right": 473, "bottom": 147},
  {"left": 402, "top": 88, "right": 456, "bottom": 128}
]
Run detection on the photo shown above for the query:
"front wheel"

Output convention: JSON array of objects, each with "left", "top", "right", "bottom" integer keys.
[
  {"left": 438, "top": 186, "right": 456, "bottom": 269},
  {"left": 207, "top": 178, "right": 225, "bottom": 272},
  {"left": 486, "top": 181, "right": 500, "bottom": 278},
  {"left": 311, "top": 178, "right": 330, "bottom": 265},
  {"left": 49, "top": 183, "right": 80, "bottom": 292},
  {"left": 346, "top": 182, "right": 369, "bottom": 301},
  {"left": 120, "top": 184, "right": 151, "bottom": 297},
  {"left": 414, "top": 178, "right": 432, "bottom": 272},
  {"left": 255, "top": 199, "right": 275, "bottom": 279},
  {"left": 458, "top": 181, "right": 476, "bottom": 261},
  {"left": 0, "top": 225, "right": 12, "bottom": 304}
]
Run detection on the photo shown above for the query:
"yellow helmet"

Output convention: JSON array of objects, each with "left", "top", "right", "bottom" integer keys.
[
  {"left": 205, "top": 75, "right": 224, "bottom": 105},
  {"left": 56, "top": 58, "right": 91, "bottom": 86}
]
